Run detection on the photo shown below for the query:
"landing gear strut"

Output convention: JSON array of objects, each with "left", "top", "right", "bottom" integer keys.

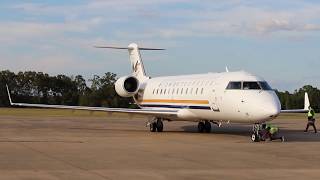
[
  {"left": 149, "top": 118, "right": 163, "bottom": 132},
  {"left": 204, "top": 121, "right": 211, "bottom": 133},
  {"left": 198, "top": 120, "right": 211, "bottom": 133},
  {"left": 251, "top": 124, "right": 261, "bottom": 142},
  {"left": 198, "top": 122, "right": 205, "bottom": 133}
]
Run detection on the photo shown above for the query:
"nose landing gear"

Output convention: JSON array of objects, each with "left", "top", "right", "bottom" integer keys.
[{"left": 251, "top": 123, "right": 262, "bottom": 142}]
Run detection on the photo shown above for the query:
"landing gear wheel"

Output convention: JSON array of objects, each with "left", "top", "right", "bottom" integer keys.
[
  {"left": 156, "top": 119, "right": 163, "bottom": 132},
  {"left": 204, "top": 121, "right": 211, "bottom": 133},
  {"left": 251, "top": 133, "right": 260, "bottom": 142},
  {"left": 198, "top": 122, "right": 205, "bottom": 133},
  {"left": 150, "top": 122, "right": 157, "bottom": 132}
]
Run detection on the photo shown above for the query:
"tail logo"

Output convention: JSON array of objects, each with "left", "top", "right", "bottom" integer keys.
[{"left": 133, "top": 61, "right": 141, "bottom": 73}]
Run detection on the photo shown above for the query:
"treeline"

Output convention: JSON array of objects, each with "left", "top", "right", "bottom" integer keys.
[
  {"left": 0, "top": 70, "right": 133, "bottom": 108},
  {"left": 0, "top": 70, "right": 319, "bottom": 112}
]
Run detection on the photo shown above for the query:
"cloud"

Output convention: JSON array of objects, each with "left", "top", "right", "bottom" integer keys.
[
  {"left": 0, "top": 18, "right": 105, "bottom": 44},
  {"left": 7, "top": 1, "right": 320, "bottom": 40},
  {"left": 1, "top": 0, "right": 320, "bottom": 91}
]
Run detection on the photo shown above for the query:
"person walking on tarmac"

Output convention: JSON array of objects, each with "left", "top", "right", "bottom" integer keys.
[{"left": 305, "top": 106, "right": 317, "bottom": 133}]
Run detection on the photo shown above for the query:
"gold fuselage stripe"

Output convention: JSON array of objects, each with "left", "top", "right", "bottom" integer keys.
[{"left": 141, "top": 99, "right": 209, "bottom": 104}]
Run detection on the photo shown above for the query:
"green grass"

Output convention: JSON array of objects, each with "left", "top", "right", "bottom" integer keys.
[
  {"left": 277, "top": 113, "right": 319, "bottom": 119},
  {"left": 0, "top": 108, "right": 121, "bottom": 117}
]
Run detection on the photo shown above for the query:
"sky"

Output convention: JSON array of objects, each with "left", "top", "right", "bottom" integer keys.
[{"left": 0, "top": 0, "right": 320, "bottom": 92}]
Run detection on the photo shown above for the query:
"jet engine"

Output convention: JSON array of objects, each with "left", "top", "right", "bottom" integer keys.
[{"left": 115, "top": 76, "right": 139, "bottom": 97}]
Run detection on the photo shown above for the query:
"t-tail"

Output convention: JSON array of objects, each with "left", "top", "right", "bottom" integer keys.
[{"left": 95, "top": 43, "right": 164, "bottom": 82}]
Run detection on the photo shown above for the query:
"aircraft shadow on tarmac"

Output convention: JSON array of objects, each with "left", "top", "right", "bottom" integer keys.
[
  {"left": 180, "top": 125, "right": 320, "bottom": 142},
  {"left": 68, "top": 125, "right": 319, "bottom": 142}
]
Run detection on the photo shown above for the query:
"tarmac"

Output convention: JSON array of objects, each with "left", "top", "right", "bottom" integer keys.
[{"left": 0, "top": 113, "right": 319, "bottom": 180}]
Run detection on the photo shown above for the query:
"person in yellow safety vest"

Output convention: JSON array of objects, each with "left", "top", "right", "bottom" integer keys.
[
  {"left": 265, "top": 124, "right": 285, "bottom": 142},
  {"left": 305, "top": 106, "right": 317, "bottom": 133}
]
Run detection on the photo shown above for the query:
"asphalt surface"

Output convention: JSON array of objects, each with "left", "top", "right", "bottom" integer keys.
[{"left": 0, "top": 114, "right": 319, "bottom": 180}]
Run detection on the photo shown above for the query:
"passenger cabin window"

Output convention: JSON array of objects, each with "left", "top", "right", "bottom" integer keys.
[
  {"left": 243, "top": 82, "right": 261, "bottom": 90},
  {"left": 226, "top": 82, "right": 241, "bottom": 90}
]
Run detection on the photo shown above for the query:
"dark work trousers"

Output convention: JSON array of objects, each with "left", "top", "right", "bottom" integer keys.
[{"left": 306, "top": 117, "right": 317, "bottom": 133}]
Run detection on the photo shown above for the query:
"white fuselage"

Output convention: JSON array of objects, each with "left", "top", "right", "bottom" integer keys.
[{"left": 135, "top": 71, "right": 281, "bottom": 124}]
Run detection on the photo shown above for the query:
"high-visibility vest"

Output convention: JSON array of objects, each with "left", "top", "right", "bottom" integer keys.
[
  {"left": 308, "top": 109, "right": 315, "bottom": 118},
  {"left": 269, "top": 126, "right": 278, "bottom": 134},
  {"left": 266, "top": 124, "right": 278, "bottom": 134}
]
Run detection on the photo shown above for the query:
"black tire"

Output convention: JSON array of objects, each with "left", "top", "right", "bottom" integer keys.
[
  {"left": 204, "top": 121, "right": 211, "bottom": 133},
  {"left": 251, "top": 133, "right": 260, "bottom": 142},
  {"left": 198, "top": 122, "right": 205, "bottom": 133},
  {"left": 150, "top": 122, "right": 157, "bottom": 132},
  {"left": 156, "top": 119, "right": 163, "bottom": 132}
]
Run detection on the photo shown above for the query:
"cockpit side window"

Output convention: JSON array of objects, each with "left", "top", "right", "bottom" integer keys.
[
  {"left": 226, "top": 81, "right": 241, "bottom": 90},
  {"left": 243, "top": 82, "right": 261, "bottom": 90},
  {"left": 259, "top": 81, "right": 272, "bottom": 90}
]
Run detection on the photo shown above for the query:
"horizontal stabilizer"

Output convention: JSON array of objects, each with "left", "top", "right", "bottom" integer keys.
[{"left": 94, "top": 46, "right": 165, "bottom": 50}]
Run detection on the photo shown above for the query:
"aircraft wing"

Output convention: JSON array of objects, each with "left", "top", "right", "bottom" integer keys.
[
  {"left": 6, "top": 85, "right": 178, "bottom": 118},
  {"left": 280, "top": 92, "right": 310, "bottom": 113}
]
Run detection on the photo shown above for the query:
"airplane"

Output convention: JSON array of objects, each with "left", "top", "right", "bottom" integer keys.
[{"left": 6, "top": 43, "right": 310, "bottom": 142}]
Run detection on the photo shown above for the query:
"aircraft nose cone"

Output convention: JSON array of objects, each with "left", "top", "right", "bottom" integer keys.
[
  {"left": 265, "top": 105, "right": 281, "bottom": 118},
  {"left": 252, "top": 92, "right": 281, "bottom": 121},
  {"left": 261, "top": 96, "right": 281, "bottom": 119}
]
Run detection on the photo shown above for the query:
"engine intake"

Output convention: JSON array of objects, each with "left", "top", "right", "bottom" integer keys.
[{"left": 115, "top": 76, "right": 139, "bottom": 97}]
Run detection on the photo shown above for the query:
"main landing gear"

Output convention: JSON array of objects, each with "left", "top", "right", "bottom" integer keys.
[
  {"left": 149, "top": 118, "right": 163, "bottom": 132},
  {"left": 198, "top": 120, "right": 212, "bottom": 133},
  {"left": 251, "top": 123, "right": 262, "bottom": 142}
]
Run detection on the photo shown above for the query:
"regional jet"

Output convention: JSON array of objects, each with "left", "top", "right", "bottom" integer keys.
[{"left": 6, "top": 43, "right": 310, "bottom": 142}]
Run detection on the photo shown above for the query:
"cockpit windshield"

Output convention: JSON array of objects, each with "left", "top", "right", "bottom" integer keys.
[
  {"left": 226, "top": 81, "right": 273, "bottom": 90},
  {"left": 243, "top": 82, "right": 260, "bottom": 90},
  {"left": 226, "top": 81, "right": 241, "bottom": 89},
  {"left": 258, "top": 81, "right": 272, "bottom": 90}
]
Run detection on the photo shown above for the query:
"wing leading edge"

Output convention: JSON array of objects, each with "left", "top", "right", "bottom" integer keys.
[{"left": 6, "top": 85, "right": 178, "bottom": 118}]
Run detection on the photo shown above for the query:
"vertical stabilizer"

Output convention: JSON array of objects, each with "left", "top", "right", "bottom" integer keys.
[
  {"left": 128, "top": 43, "right": 147, "bottom": 81},
  {"left": 95, "top": 43, "right": 164, "bottom": 82}
]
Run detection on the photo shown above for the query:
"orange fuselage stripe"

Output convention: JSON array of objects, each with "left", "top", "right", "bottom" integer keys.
[{"left": 141, "top": 99, "right": 209, "bottom": 104}]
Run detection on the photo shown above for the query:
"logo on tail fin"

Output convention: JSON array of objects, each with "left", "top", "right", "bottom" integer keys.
[{"left": 133, "top": 60, "right": 141, "bottom": 73}]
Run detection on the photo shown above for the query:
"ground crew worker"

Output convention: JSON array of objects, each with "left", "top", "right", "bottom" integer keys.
[
  {"left": 263, "top": 124, "right": 285, "bottom": 142},
  {"left": 305, "top": 106, "right": 317, "bottom": 133}
]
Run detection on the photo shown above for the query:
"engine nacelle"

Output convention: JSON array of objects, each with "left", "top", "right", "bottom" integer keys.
[{"left": 115, "top": 76, "right": 139, "bottom": 97}]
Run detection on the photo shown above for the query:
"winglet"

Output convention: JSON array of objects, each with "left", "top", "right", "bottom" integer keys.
[
  {"left": 225, "top": 66, "right": 229, "bottom": 72},
  {"left": 304, "top": 92, "right": 310, "bottom": 110},
  {"left": 6, "top": 84, "right": 13, "bottom": 105}
]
